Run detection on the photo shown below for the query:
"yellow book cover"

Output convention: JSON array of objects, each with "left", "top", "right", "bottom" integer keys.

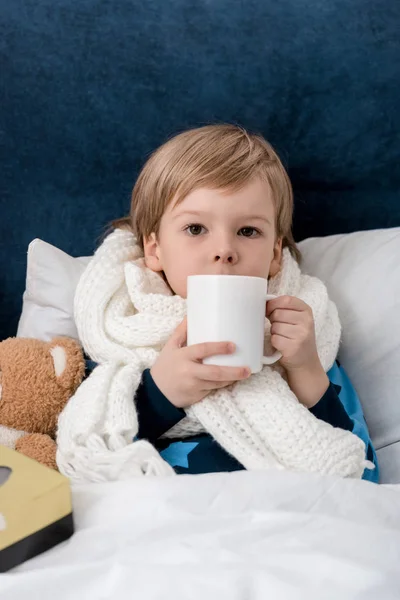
[{"left": 0, "top": 445, "right": 74, "bottom": 572}]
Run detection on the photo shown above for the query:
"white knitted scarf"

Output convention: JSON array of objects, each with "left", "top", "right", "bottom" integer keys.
[{"left": 57, "top": 229, "right": 371, "bottom": 482}]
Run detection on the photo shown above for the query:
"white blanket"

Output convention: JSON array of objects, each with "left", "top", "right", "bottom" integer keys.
[{"left": 3, "top": 472, "right": 400, "bottom": 600}]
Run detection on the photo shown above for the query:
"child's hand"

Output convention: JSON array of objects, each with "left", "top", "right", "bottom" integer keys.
[
  {"left": 266, "top": 296, "right": 319, "bottom": 371},
  {"left": 266, "top": 296, "right": 329, "bottom": 407},
  {"left": 150, "top": 318, "right": 251, "bottom": 409}
]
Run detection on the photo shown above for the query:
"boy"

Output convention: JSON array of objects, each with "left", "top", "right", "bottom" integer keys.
[{"left": 112, "top": 124, "right": 378, "bottom": 481}]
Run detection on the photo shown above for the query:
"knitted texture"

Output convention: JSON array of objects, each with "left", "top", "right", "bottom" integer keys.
[{"left": 56, "top": 229, "right": 371, "bottom": 482}]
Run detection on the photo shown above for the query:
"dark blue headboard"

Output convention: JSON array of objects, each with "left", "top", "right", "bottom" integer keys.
[{"left": 2, "top": 0, "right": 400, "bottom": 340}]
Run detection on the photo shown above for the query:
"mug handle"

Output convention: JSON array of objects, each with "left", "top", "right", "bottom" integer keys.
[{"left": 262, "top": 293, "right": 282, "bottom": 365}]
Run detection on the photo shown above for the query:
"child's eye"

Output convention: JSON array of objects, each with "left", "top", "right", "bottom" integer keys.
[
  {"left": 238, "top": 227, "right": 261, "bottom": 238},
  {"left": 184, "top": 224, "right": 206, "bottom": 236}
]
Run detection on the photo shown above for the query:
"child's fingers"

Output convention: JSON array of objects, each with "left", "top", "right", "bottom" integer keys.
[
  {"left": 268, "top": 308, "right": 303, "bottom": 325},
  {"left": 270, "top": 322, "right": 297, "bottom": 339},
  {"left": 270, "top": 334, "right": 289, "bottom": 352},
  {"left": 201, "top": 379, "right": 236, "bottom": 390},
  {"left": 266, "top": 295, "right": 307, "bottom": 317},
  {"left": 193, "top": 362, "right": 250, "bottom": 382},
  {"left": 187, "top": 340, "right": 235, "bottom": 361},
  {"left": 169, "top": 317, "right": 188, "bottom": 348}
]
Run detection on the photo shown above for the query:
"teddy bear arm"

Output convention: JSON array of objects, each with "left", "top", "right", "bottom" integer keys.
[{"left": 15, "top": 433, "right": 58, "bottom": 470}]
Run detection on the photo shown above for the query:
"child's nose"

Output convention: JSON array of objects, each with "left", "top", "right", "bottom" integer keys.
[{"left": 214, "top": 249, "right": 239, "bottom": 265}]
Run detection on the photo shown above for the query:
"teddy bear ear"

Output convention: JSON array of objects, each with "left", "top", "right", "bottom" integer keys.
[
  {"left": 50, "top": 346, "right": 68, "bottom": 378},
  {"left": 48, "top": 337, "right": 85, "bottom": 391}
]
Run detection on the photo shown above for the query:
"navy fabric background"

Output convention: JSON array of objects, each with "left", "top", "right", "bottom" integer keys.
[{"left": 1, "top": 0, "right": 400, "bottom": 340}]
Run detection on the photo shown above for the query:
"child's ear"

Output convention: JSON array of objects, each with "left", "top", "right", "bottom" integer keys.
[
  {"left": 143, "top": 233, "right": 164, "bottom": 272},
  {"left": 268, "top": 238, "right": 283, "bottom": 278}
]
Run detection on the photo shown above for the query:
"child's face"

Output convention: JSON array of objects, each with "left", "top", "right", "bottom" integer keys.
[{"left": 144, "top": 177, "right": 282, "bottom": 298}]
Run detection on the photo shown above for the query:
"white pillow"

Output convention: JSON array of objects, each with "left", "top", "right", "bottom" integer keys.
[
  {"left": 17, "top": 229, "right": 400, "bottom": 483},
  {"left": 298, "top": 227, "right": 400, "bottom": 484},
  {"left": 17, "top": 239, "right": 91, "bottom": 341}
]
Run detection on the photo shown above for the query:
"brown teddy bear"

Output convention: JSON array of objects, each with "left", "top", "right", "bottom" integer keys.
[{"left": 0, "top": 337, "right": 85, "bottom": 470}]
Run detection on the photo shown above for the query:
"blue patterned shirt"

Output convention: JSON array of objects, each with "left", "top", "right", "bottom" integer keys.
[{"left": 134, "top": 362, "right": 379, "bottom": 482}]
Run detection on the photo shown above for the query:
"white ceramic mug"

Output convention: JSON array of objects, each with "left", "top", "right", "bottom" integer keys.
[{"left": 187, "top": 274, "right": 282, "bottom": 373}]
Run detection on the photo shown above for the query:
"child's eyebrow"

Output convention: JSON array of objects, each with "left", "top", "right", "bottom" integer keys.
[
  {"left": 244, "top": 215, "right": 272, "bottom": 225},
  {"left": 172, "top": 210, "right": 205, "bottom": 220},
  {"left": 172, "top": 211, "right": 271, "bottom": 225}
]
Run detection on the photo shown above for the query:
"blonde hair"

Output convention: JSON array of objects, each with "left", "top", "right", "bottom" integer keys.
[{"left": 113, "top": 124, "right": 300, "bottom": 262}]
